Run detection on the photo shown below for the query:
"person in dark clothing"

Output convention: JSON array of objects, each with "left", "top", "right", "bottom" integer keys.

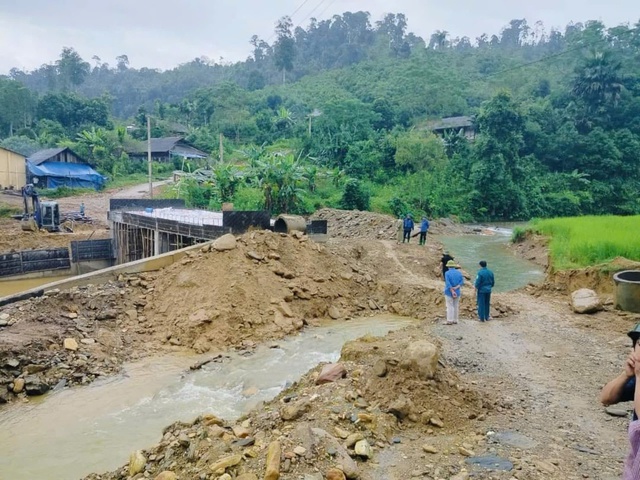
[
  {"left": 474, "top": 260, "right": 495, "bottom": 322},
  {"left": 440, "top": 251, "right": 454, "bottom": 279},
  {"left": 419, "top": 217, "right": 430, "bottom": 245},
  {"left": 402, "top": 215, "right": 414, "bottom": 243},
  {"left": 601, "top": 324, "right": 640, "bottom": 421}
]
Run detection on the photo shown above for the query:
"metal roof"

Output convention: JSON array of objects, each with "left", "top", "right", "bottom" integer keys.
[
  {"left": 27, "top": 148, "right": 71, "bottom": 165},
  {"left": 427, "top": 116, "right": 474, "bottom": 131}
]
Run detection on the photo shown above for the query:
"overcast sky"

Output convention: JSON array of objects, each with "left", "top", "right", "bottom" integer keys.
[{"left": 0, "top": 0, "right": 638, "bottom": 74}]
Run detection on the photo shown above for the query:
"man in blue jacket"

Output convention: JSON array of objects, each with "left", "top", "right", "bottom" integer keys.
[
  {"left": 444, "top": 260, "right": 464, "bottom": 325},
  {"left": 402, "top": 214, "right": 414, "bottom": 243},
  {"left": 474, "top": 260, "right": 495, "bottom": 322},
  {"left": 419, "top": 217, "right": 430, "bottom": 245}
]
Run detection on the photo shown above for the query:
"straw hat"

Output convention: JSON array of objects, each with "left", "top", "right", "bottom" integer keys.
[{"left": 446, "top": 260, "right": 459, "bottom": 268}]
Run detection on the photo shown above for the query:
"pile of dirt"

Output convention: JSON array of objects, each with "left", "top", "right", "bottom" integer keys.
[
  {"left": 0, "top": 281, "right": 149, "bottom": 404},
  {"left": 85, "top": 325, "right": 502, "bottom": 480},
  {"left": 133, "top": 230, "right": 449, "bottom": 355},
  {"left": 539, "top": 257, "right": 640, "bottom": 298},
  {"left": 311, "top": 208, "right": 470, "bottom": 240},
  {"left": 509, "top": 231, "right": 550, "bottom": 269}
]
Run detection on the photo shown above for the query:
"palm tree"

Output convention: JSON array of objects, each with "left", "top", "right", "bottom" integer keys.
[{"left": 572, "top": 50, "right": 623, "bottom": 112}]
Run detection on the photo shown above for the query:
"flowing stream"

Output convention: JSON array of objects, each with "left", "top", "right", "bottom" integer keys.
[
  {"left": 0, "top": 316, "right": 414, "bottom": 480},
  {"left": 439, "top": 226, "right": 544, "bottom": 292}
]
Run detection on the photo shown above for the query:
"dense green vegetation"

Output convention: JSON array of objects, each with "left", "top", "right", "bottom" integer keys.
[
  {"left": 1, "top": 13, "right": 639, "bottom": 219},
  {"left": 515, "top": 216, "right": 640, "bottom": 269}
]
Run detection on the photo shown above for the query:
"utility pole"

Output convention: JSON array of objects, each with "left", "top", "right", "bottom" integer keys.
[
  {"left": 147, "top": 116, "right": 153, "bottom": 198},
  {"left": 308, "top": 115, "right": 312, "bottom": 137},
  {"left": 219, "top": 133, "right": 224, "bottom": 163}
]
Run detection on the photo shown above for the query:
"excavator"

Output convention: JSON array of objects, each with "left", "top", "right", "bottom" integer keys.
[{"left": 20, "top": 184, "right": 60, "bottom": 232}]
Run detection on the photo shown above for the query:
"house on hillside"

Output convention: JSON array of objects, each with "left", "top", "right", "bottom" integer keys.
[
  {"left": 126, "top": 137, "right": 208, "bottom": 163},
  {"left": 26, "top": 147, "right": 106, "bottom": 190},
  {"left": 0, "top": 146, "right": 26, "bottom": 190},
  {"left": 427, "top": 116, "right": 476, "bottom": 141}
]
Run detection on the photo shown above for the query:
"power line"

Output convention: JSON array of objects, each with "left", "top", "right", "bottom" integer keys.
[
  {"left": 266, "top": 0, "right": 327, "bottom": 43},
  {"left": 316, "top": 0, "right": 337, "bottom": 19}
]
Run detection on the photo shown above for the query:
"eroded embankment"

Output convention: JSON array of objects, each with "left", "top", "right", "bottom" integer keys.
[{"left": 0, "top": 230, "right": 469, "bottom": 407}]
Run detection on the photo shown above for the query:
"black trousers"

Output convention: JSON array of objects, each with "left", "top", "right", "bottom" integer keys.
[
  {"left": 419, "top": 232, "right": 427, "bottom": 244},
  {"left": 403, "top": 229, "right": 411, "bottom": 242}
]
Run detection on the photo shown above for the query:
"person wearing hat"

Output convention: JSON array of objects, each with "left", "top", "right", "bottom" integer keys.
[
  {"left": 402, "top": 214, "right": 414, "bottom": 243},
  {"left": 474, "top": 260, "right": 495, "bottom": 322},
  {"left": 444, "top": 260, "right": 464, "bottom": 325},
  {"left": 600, "top": 324, "right": 640, "bottom": 420}
]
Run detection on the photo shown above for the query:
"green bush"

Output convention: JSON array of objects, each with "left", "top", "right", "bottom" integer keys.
[
  {"left": 340, "top": 178, "right": 370, "bottom": 211},
  {"left": 39, "top": 186, "right": 95, "bottom": 198}
]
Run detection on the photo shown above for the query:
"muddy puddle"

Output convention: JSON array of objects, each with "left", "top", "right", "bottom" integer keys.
[
  {"left": 0, "top": 274, "right": 73, "bottom": 298},
  {"left": 0, "top": 315, "right": 414, "bottom": 480}
]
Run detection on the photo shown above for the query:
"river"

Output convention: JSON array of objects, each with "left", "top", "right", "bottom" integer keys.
[
  {"left": 439, "top": 226, "right": 544, "bottom": 292},
  {"left": 0, "top": 316, "right": 415, "bottom": 480}
]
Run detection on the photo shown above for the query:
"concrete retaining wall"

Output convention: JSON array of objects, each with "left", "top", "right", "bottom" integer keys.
[{"left": 0, "top": 241, "right": 209, "bottom": 305}]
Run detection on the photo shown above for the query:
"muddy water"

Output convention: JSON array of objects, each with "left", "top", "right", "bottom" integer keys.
[
  {"left": 440, "top": 227, "right": 544, "bottom": 292},
  {"left": 0, "top": 316, "right": 414, "bottom": 480},
  {"left": 0, "top": 274, "right": 73, "bottom": 298}
]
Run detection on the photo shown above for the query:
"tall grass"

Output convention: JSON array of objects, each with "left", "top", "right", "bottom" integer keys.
[{"left": 529, "top": 215, "right": 640, "bottom": 269}]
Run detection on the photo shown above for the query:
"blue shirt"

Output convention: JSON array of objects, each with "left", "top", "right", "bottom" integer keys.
[
  {"left": 444, "top": 269, "right": 464, "bottom": 297},
  {"left": 474, "top": 267, "right": 495, "bottom": 294},
  {"left": 420, "top": 219, "right": 429, "bottom": 232},
  {"left": 403, "top": 218, "right": 414, "bottom": 229}
]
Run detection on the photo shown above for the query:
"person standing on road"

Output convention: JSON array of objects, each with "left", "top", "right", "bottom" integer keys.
[
  {"left": 396, "top": 216, "right": 404, "bottom": 244},
  {"left": 440, "top": 251, "right": 455, "bottom": 279},
  {"left": 601, "top": 324, "right": 640, "bottom": 421},
  {"left": 403, "top": 214, "right": 414, "bottom": 243},
  {"left": 419, "top": 217, "right": 430, "bottom": 246},
  {"left": 444, "top": 260, "right": 464, "bottom": 325},
  {"left": 474, "top": 260, "right": 495, "bottom": 322}
]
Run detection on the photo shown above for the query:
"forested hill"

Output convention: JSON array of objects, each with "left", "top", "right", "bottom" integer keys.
[{"left": 1, "top": 13, "right": 640, "bottom": 221}]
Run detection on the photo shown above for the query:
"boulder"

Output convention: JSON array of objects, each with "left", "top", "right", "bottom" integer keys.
[
  {"left": 326, "top": 469, "right": 347, "bottom": 480},
  {"left": 571, "top": 289, "right": 603, "bottom": 314},
  {"left": 213, "top": 234, "right": 237, "bottom": 252},
  {"left": 355, "top": 439, "right": 373, "bottom": 459},
  {"left": 328, "top": 305, "right": 341, "bottom": 320},
  {"left": 311, "top": 428, "right": 359, "bottom": 479},
  {"left": 210, "top": 454, "right": 242, "bottom": 474},
  {"left": 281, "top": 399, "right": 311, "bottom": 421},
  {"left": 400, "top": 340, "right": 439, "bottom": 379},
  {"left": 154, "top": 472, "right": 177, "bottom": 480},
  {"left": 388, "top": 395, "right": 414, "bottom": 420},
  {"left": 316, "top": 363, "right": 347, "bottom": 385},
  {"left": 12, "top": 378, "right": 25, "bottom": 394},
  {"left": 24, "top": 375, "right": 49, "bottom": 396},
  {"left": 63, "top": 338, "right": 79, "bottom": 351},
  {"left": 264, "top": 441, "right": 282, "bottom": 480},
  {"left": 128, "top": 450, "right": 146, "bottom": 476}
]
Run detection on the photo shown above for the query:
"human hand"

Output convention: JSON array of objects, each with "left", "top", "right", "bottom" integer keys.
[
  {"left": 452, "top": 291, "right": 457, "bottom": 299},
  {"left": 625, "top": 351, "right": 636, "bottom": 377},
  {"left": 633, "top": 350, "right": 640, "bottom": 378}
]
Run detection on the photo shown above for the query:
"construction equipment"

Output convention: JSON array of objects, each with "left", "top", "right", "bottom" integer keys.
[{"left": 20, "top": 184, "right": 60, "bottom": 232}]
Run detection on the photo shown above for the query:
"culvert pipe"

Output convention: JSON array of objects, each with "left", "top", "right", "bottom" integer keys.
[
  {"left": 614, "top": 270, "right": 640, "bottom": 313},
  {"left": 274, "top": 215, "right": 307, "bottom": 234}
]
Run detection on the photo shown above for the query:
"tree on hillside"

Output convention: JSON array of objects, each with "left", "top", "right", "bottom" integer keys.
[
  {"left": 470, "top": 92, "right": 526, "bottom": 219},
  {"left": 56, "top": 47, "right": 90, "bottom": 91},
  {"left": 573, "top": 50, "right": 624, "bottom": 113},
  {"left": 250, "top": 153, "right": 308, "bottom": 213},
  {"left": 273, "top": 16, "right": 296, "bottom": 84}
]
